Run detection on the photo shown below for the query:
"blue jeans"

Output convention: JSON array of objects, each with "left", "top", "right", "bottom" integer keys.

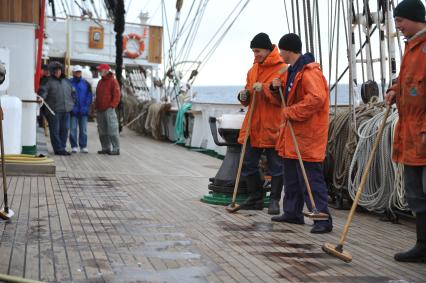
[
  {"left": 283, "top": 158, "right": 332, "bottom": 228},
  {"left": 70, "top": 115, "right": 88, "bottom": 148},
  {"left": 47, "top": 112, "right": 70, "bottom": 153},
  {"left": 241, "top": 139, "right": 283, "bottom": 177}
]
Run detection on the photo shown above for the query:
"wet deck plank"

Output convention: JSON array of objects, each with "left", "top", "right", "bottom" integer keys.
[{"left": 0, "top": 122, "right": 425, "bottom": 282}]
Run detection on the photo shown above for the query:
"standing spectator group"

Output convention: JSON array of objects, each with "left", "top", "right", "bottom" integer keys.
[{"left": 38, "top": 62, "right": 121, "bottom": 156}]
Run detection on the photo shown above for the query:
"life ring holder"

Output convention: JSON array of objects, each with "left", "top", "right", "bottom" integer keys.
[{"left": 123, "top": 33, "right": 145, "bottom": 59}]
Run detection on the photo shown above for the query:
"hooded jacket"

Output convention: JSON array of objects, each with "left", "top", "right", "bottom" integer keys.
[
  {"left": 389, "top": 27, "right": 426, "bottom": 165},
  {"left": 39, "top": 74, "right": 75, "bottom": 113},
  {"left": 276, "top": 53, "right": 329, "bottom": 162},
  {"left": 237, "top": 46, "right": 287, "bottom": 148},
  {"left": 95, "top": 73, "right": 121, "bottom": 112},
  {"left": 70, "top": 77, "right": 93, "bottom": 116}
]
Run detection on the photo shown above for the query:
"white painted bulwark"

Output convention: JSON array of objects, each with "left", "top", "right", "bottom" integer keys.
[
  {"left": 0, "top": 95, "right": 22, "bottom": 154},
  {"left": 0, "top": 23, "right": 37, "bottom": 150},
  {"left": 188, "top": 102, "right": 244, "bottom": 156}
]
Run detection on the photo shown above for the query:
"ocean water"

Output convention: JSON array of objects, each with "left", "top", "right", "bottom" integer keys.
[{"left": 193, "top": 84, "right": 353, "bottom": 105}]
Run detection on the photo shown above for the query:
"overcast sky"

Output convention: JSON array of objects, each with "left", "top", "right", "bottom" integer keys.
[{"left": 125, "top": 0, "right": 313, "bottom": 86}]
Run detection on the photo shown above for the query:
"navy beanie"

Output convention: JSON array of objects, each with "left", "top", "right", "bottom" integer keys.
[
  {"left": 278, "top": 33, "right": 302, "bottom": 53},
  {"left": 394, "top": 0, "right": 426, "bottom": 23},
  {"left": 250, "top": 33, "right": 273, "bottom": 51}
]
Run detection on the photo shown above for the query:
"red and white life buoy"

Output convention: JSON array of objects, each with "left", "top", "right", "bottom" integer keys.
[{"left": 123, "top": 33, "right": 145, "bottom": 59}]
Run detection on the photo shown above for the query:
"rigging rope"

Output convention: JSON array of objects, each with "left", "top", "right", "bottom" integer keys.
[
  {"left": 306, "top": 0, "right": 314, "bottom": 53},
  {"left": 314, "top": 0, "right": 322, "bottom": 69},
  {"left": 348, "top": 105, "right": 402, "bottom": 214},
  {"left": 283, "top": 0, "right": 291, "bottom": 33},
  {"left": 302, "top": 0, "right": 310, "bottom": 53},
  {"left": 295, "top": 0, "right": 301, "bottom": 36},
  {"left": 196, "top": 0, "right": 250, "bottom": 76},
  {"left": 291, "top": 0, "right": 296, "bottom": 33},
  {"left": 355, "top": 0, "right": 366, "bottom": 83},
  {"left": 327, "top": 101, "right": 383, "bottom": 192},
  {"left": 389, "top": 116, "right": 408, "bottom": 212}
]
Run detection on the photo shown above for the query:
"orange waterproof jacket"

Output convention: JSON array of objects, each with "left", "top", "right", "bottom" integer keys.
[
  {"left": 276, "top": 62, "right": 329, "bottom": 162},
  {"left": 238, "top": 46, "right": 287, "bottom": 148},
  {"left": 390, "top": 29, "right": 426, "bottom": 166}
]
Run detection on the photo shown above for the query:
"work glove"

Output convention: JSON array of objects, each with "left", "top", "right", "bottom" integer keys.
[
  {"left": 238, "top": 89, "right": 250, "bottom": 102},
  {"left": 252, "top": 82, "right": 263, "bottom": 92}
]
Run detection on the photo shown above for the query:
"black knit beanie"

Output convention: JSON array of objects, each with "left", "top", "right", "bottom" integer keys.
[
  {"left": 250, "top": 33, "right": 273, "bottom": 51},
  {"left": 278, "top": 33, "right": 302, "bottom": 53},
  {"left": 394, "top": 0, "right": 426, "bottom": 23}
]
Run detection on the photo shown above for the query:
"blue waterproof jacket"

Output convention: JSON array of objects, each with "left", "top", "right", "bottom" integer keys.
[{"left": 70, "top": 77, "right": 93, "bottom": 116}]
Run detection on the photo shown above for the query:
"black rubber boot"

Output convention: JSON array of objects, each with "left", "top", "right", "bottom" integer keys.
[
  {"left": 268, "top": 175, "right": 283, "bottom": 215},
  {"left": 394, "top": 213, "right": 426, "bottom": 263},
  {"left": 240, "top": 173, "right": 264, "bottom": 210}
]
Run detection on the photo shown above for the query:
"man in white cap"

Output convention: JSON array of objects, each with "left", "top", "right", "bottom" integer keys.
[{"left": 69, "top": 65, "right": 93, "bottom": 153}]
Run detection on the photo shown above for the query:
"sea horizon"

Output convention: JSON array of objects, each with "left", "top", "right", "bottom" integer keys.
[{"left": 192, "top": 84, "right": 353, "bottom": 105}]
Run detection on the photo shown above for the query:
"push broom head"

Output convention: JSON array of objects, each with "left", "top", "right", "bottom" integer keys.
[
  {"left": 322, "top": 242, "right": 352, "bottom": 263},
  {"left": 0, "top": 208, "right": 14, "bottom": 220},
  {"left": 303, "top": 210, "right": 330, "bottom": 220},
  {"left": 225, "top": 202, "right": 241, "bottom": 213}
]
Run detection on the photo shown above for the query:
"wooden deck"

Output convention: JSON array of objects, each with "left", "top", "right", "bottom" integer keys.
[{"left": 0, "top": 122, "right": 425, "bottom": 283}]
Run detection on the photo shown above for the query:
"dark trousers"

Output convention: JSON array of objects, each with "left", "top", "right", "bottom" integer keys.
[
  {"left": 242, "top": 140, "right": 283, "bottom": 177},
  {"left": 283, "top": 158, "right": 332, "bottom": 227},
  {"left": 405, "top": 165, "right": 426, "bottom": 214},
  {"left": 47, "top": 112, "right": 70, "bottom": 153}
]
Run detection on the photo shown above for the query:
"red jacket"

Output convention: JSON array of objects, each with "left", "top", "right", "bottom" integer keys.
[
  {"left": 238, "top": 46, "right": 287, "bottom": 148},
  {"left": 390, "top": 29, "right": 426, "bottom": 165},
  {"left": 276, "top": 62, "right": 329, "bottom": 162},
  {"left": 95, "top": 73, "right": 121, "bottom": 111}
]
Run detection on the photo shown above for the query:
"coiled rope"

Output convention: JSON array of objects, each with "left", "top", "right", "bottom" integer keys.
[
  {"left": 348, "top": 106, "right": 396, "bottom": 212},
  {"left": 327, "top": 102, "right": 383, "bottom": 191},
  {"left": 389, "top": 116, "right": 408, "bottom": 212},
  {"left": 347, "top": 105, "right": 407, "bottom": 214}
]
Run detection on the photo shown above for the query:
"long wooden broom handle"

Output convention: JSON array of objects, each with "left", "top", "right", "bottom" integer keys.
[
  {"left": 338, "top": 105, "right": 391, "bottom": 246},
  {"left": 0, "top": 115, "right": 8, "bottom": 213},
  {"left": 230, "top": 90, "right": 257, "bottom": 205},
  {"left": 278, "top": 87, "right": 317, "bottom": 210}
]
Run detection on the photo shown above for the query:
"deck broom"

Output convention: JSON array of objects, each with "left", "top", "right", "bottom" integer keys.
[
  {"left": 226, "top": 90, "right": 257, "bottom": 213},
  {"left": 0, "top": 112, "right": 14, "bottom": 220},
  {"left": 322, "top": 105, "right": 391, "bottom": 262},
  {"left": 277, "top": 86, "right": 329, "bottom": 220}
]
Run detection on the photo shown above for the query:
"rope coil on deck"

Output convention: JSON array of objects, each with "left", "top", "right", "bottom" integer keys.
[
  {"left": 347, "top": 105, "right": 407, "bottom": 214},
  {"left": 326, "top": 102, "right": 383, "bottom": 192},
  {"left": 326, "top": 101, "right": 409, "bottom": 214},
  {"left": 348, "top": 106, "right": 396, "bottom": 212}
]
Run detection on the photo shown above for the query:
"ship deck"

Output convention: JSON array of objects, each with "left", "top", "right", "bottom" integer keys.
[{"left": 0, "top": 122, "right": 425, "bottom": 283}]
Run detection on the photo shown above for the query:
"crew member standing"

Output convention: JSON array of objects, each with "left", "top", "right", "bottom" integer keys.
[
  {"left": 271, "top": 33, "right": 332, "bottom": 233},
  {"left": 236, "top": 33, "right": 286, "bottom": 215},
  {"left": 95, "top": 64, "right": 121, "bottom": 155},
  {"left": 385, "top": 0, "right": 426, "bottom": 262}
]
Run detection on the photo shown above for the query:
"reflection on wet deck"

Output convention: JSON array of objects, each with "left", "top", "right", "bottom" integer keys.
[{"left": 0, "top": 123, "right": 424, "bottom": 282}]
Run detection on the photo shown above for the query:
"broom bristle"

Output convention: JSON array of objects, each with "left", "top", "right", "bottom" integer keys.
[
  {"left": 0, "top": 208, "right": 14, "bottom": 220},
  {"left": 303, "top": 210, "right": 330, "bottom": 220},
  {"left": 322, "top": 242, "right": 352, "bottom": 263},
  {"left": 225, "top": 203, "right": 241, "bottom": 213}
]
